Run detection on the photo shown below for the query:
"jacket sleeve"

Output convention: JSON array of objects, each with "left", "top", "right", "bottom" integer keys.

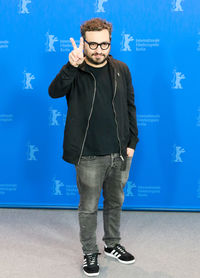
[
  {"left": 125, "top": 65, "right": 139, "bottom": 150},
  {"left": 48, "top": 61, "right": 79, "bottom": 98}
]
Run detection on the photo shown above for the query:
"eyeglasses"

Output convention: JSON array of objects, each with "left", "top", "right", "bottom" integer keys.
[{"left": 84, "top": 39, "right": 111, "bottom": 50}]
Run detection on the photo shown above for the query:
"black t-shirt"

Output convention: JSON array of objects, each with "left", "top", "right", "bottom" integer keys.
[{"left": 82, "top": 62, "right": 120, "bottom": 156}]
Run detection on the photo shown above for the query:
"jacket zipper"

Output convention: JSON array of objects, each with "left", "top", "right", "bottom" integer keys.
[
  {"left": 112, "top": 69, "right": 124, "bottom": 162},
  {"left": 77, "top": 72, "right": 97, "bottom": 165}
]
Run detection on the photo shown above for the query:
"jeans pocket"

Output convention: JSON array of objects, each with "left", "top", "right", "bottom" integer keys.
[{"left": 81, "top": 155, "right": 97, "bottom": 161}]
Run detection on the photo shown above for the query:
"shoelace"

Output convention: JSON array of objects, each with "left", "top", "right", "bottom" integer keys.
[
  {"left": 115, "top": 244, "right": 126, "bottom": 254},
  {"left": 86, "top": 252, "right": 101, "bottom": 266}
]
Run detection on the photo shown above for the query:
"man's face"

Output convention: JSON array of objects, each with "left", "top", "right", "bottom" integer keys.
[{"left": 83, "top": 29, "right": 111, "bottom": 66}]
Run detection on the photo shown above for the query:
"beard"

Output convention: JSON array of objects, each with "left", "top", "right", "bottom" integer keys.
[{"left": 84, "top": 50, "right": 109, "bottom": 65}]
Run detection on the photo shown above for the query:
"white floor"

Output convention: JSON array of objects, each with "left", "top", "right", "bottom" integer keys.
[{"left": 0, "top": 208, "right": 199, "bottom": 278}]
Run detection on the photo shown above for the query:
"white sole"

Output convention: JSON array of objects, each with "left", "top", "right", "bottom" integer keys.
[
  {"left": 83, "top": 270, "right": 99, "bottom": 277},
  {"left": 104, "top": 251, "right": 135, "bottom": 264}
]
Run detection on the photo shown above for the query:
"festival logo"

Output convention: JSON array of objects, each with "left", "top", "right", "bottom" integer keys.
[
  {"left": 95, "top": 0, "right": 108, "bottom": 12},
  {"left": 171, "top": 69, "right": 185, "bottom": 89},
  {"left": 120, "top": 31, "right": 160, "bottom": 52},
  {"left": 121, "top": 32, "right": 134, "bottom": 51},
  {"left": 23, "top": 70, "right": 35, "bottom": 90},
  {"left": 49, "top": 108, "right": 62, "bottom": 126},
  {"left": 171, "top": 144, "right": 185, "bottom": 162},
  {"left": 125, "top": 181, "right": 136, "bottom": 197},
  {"left": 27, "top": 143, "right": 39, "bottom": 160},
  {"left": 45, "top": 32, "right": 59, "bottom": 52},
  {"left": 18, "top": 0, "right": 31, "bottom": 14},
  {"left": 171, "top": 0, "right": 184, "bottom": 12},
  {"left": 52, "top": 178, "right": 65, "bottom": 196}
]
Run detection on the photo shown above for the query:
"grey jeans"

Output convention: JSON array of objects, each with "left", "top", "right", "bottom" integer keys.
[{"left": 75, "top": 152, "right": 133, "bottom": 254}]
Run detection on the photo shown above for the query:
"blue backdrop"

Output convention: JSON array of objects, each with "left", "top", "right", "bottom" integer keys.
[{"left": 1, "top": 0, "right": 200, "bottom": 210}]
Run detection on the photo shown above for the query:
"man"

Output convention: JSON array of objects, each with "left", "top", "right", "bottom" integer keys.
[{"left": 48, "top": 18, "right": 139, "bottom": 277}]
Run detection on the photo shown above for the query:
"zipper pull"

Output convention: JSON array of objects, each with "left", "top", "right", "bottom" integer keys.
[{"left": 120, "top": 155, "right": 124, "bottom": 161}]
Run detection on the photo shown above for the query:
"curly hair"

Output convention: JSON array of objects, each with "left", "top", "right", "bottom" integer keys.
[{"left": 80, "top": 18, "right": 112, "bottom": 41}]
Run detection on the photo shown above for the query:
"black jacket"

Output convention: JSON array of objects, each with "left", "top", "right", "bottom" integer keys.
[{"left": 48, "top": 54, "right": 139, "bottom": 167}]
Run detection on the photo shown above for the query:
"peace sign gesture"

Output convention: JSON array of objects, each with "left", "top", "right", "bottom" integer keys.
[{"left": 69, "top": 37, "right": 85, "bottom": 67}]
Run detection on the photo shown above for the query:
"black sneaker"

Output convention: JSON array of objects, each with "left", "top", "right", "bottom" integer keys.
[
  {"left": 104, "top": 244, "right": 135, "bottom": 264},
  {"left": 83, "top": 252, "right": 101, "bottom": 276}
]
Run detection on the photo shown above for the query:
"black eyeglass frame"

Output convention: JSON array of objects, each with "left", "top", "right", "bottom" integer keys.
[{"left": 84, "top": 39, "right": 111, "bottom": 50}]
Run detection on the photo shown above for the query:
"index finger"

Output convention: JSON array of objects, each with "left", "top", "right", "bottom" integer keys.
[{"left": 70, "top": 37, "right": 77, "bottom": 50}]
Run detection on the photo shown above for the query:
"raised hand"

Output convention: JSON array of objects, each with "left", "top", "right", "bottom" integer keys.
[{"left": 69, "top": 37, "right": 85, "bottom": 67}]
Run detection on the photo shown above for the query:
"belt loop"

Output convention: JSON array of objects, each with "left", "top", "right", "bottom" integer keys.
[{"left": 111, "top": 153, "right": 114, "bottom": 167}]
